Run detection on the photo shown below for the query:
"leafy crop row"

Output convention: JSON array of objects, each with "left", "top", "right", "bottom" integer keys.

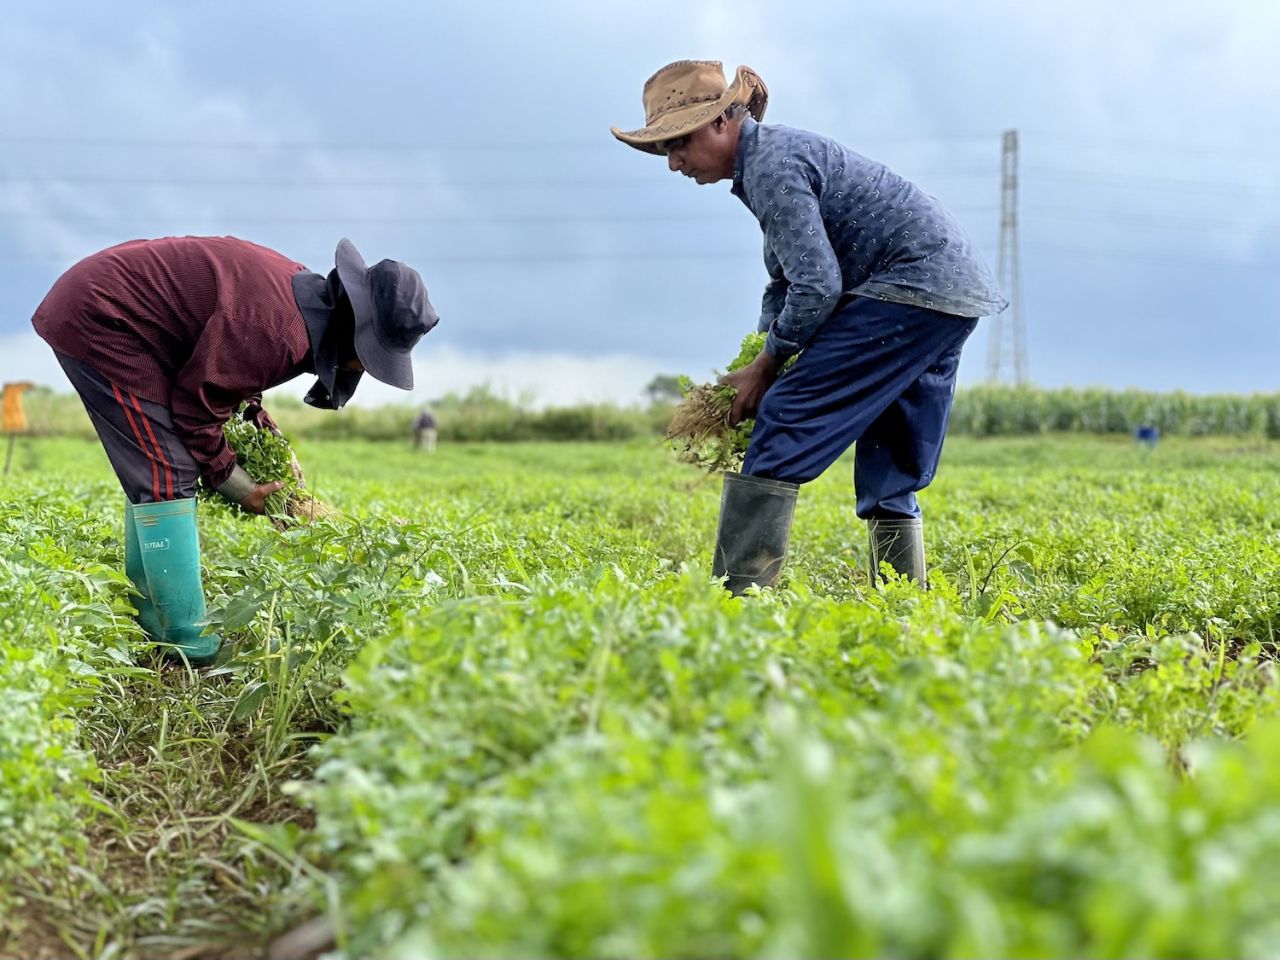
[{"left": 5, "top": 435, "right": 1280, "bottom": 957}]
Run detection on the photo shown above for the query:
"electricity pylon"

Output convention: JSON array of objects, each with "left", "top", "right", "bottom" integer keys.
[{"left": 985, "top": 129, "right": 1029, "bottom": 385}]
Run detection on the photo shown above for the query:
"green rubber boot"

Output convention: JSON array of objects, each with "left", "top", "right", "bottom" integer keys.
[
  {"left": 131, "top": 498, "right": 221, "bottom": 666},
  {"left": 123, "top": 501, "right": 163, "bottom": 640}
]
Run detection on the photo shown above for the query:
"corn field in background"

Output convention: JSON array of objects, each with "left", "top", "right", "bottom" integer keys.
[{"left": 950, "top": 386, "right": 1280, "bottom": 437}]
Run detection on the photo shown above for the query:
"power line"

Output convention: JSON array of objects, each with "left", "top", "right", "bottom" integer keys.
[
  {"left": 0, "top": 170, "right": 998, "bottom": 190},
  {"left": 0, "top": 132, "right": 1004, "bottom": 151},
  {"left": 1023, "top": 241, "right": 1280, "bottom": 269},
  {"left": 1, "top": 167, "right": 1260, "bottom": 197},
  {"left": 1023, "top": 132, "right": 1277, "bottom": 160},
  {"left": 0, "top": 249, "right": 769, "bottom": 267},
  {"left": 0, "top": 124, "right": 1270, "bottom": 275},
  {"left": 0, "top": 206, "right": 1000, "bottom": 228},
  {"left": 1025, "top": 206, "right": 1276, "bottom": 232},
  {"left": 0, "top": 238, "right": 1271, "bottom": 270},
  {"left": 1023, "top": 212, "right": 1274, "bottom": 242},
  {"left": 5, "top": 132, "right": 1270, "bottom": 169},
  {"left": 0, "top": 212, "right": 754, "bottom": 227},
  {"left": 1025, "top": 166, "right": 1272, "bottom": 195}
]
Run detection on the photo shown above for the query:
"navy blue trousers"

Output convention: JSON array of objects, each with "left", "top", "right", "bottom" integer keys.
[{"left": 743, "top": 297, "right": 977, "bottom": 520}]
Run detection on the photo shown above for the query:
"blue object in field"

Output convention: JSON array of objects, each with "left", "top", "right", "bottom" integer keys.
[{"left": 1135, "top": 424, "right": 1160, "bottom": 448}]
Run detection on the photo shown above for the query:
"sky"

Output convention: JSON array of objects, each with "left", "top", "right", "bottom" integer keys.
[{"left": 0, "top": 0, "right": 1276, "bottom": 408}]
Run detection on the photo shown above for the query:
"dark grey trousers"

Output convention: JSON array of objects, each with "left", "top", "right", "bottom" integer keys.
[{"left": 56, "top": 353, "right": 199, "bottom": 504}]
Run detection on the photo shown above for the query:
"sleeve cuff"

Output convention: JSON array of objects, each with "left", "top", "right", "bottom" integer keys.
[
  {"left": 249, "top": 405, "right": 280, "bottom": 435},
  {"left": 765, "top": 328, "right": 801, "bottom": 361},
  {"left": 214, "top": 465, "right": 256, "bottom": 505}
]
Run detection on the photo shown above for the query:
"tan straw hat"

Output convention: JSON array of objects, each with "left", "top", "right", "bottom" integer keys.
[{"left": 611, "top": 60, "right": 768, "bottom": 155}]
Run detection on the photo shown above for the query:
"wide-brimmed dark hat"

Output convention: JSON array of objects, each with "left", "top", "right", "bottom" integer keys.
[{"left": 335, "top": 238, "right": 438, "bottom": 390}]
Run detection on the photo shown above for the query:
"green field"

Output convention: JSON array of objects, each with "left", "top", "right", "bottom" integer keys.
[{"left": 5, "top": 434, "right": 1280, "bottom": 958}]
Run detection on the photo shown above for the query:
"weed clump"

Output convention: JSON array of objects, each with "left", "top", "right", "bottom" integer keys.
[{"left": 666, "top": 333, "right": 794, "bottom": 472}]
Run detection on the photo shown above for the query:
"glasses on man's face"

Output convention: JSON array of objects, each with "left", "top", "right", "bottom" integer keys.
[{"left": 657, "top": 135, "right": 690, "bottom": 156}]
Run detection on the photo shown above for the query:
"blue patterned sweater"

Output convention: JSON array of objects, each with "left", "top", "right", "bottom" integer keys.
[{"left": 730, "top": 117, "right": 1007, "bottom": 358}]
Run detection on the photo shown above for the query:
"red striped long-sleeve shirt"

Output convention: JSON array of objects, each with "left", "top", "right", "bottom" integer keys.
[{"left": 32, "top": 236, "right": 313, "bottom": 487}]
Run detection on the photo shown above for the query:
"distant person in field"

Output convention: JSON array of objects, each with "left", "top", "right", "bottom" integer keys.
[
  {"left": 612, "top": 61, "right": 1005, "bottom": 588},
  {"left": 31, "top": 236, "right": 439, "bottom": 665},
  {"left": 412, "top": 406, "right": 438, "bottom": 452}
]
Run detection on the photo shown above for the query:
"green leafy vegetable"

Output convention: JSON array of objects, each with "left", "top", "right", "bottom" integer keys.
[
  {"left": 199, "top": 405, "right": 334, "bottom": 523},
  {"left": 220, "top": 409, "right": 302, "bottom": 516}
]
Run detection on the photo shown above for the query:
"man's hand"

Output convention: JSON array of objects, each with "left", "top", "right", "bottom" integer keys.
[
  {"left": 239, "top": 480, "right": 286, "bottom": 515},
  {"left": 719, "top": 351, "right": 783, "bottom": 426}
]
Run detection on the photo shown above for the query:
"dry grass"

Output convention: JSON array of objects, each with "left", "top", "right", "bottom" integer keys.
[{"left": 1, "top": 644, "right": 339, "bottom": 960}]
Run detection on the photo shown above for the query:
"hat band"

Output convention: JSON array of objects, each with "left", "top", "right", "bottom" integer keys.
[{"left": 645, "top": 90, "right": 726, "bottom": 125}]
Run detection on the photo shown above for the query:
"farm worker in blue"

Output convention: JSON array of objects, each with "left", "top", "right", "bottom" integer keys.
[{"left": 612, "top": 61, "right": 1006, "bottom": 591}]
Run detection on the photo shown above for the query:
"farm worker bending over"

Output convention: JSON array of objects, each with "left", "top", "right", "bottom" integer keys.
[
  {"left": 612, "top": 61, "right": 1005, "bottom": 590},
  {"left": 32, "top": 236, "right": 439, "bottom": 665}
]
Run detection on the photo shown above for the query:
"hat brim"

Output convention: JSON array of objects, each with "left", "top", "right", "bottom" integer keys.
[
  {"left": 611, "top": 65, "right": 768, "bottom": 155},
  {"left": 335, "top": 238, "right": 415, "bottom": 390},
  {"left": 356, "top": 321, "right": 414, "bottom": 390}
]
